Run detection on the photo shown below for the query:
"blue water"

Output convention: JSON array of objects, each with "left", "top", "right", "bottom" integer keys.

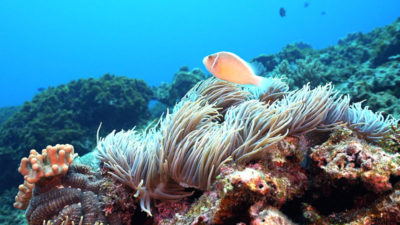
[{"left": 0, "top": 0, "right": 399, "bottom": 107}]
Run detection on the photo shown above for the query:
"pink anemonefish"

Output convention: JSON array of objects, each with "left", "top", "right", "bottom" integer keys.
[{"left": 202, "top": 51, "right": 265, "bottom": 87}]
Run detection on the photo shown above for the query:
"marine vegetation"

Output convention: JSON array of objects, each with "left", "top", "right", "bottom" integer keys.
[
  {"left": 12, "top": 72, "right": 400, "bottom": 224},
  {"left": 0, "top": 74, "right": 153, "bottom": 193}
]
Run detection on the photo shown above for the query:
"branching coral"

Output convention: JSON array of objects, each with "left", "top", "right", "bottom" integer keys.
[{"left": 14, "top": 144, "right": 76, "bottom": 210}]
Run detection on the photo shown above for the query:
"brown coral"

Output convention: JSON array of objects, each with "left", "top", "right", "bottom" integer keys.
[
  {"left": 13, "top": 144, "right": 111, "bottom": 225},
  {"left": 25, "top": 164, "right": 110, "bottom": 225}
]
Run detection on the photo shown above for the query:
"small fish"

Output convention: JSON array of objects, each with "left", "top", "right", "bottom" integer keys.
[
  {"left": 304, "top": 2, "right": 309, "bottom": 8},
  {"left": 321, "top": 11, "right": 326, "bottom": 15},
  {"left": 37, "top": 87, "right": 45, "bottom": 92},
  {"left": 202, "top": 51, "right": 264, "bottom": 86},
  {"left": 279, "top": 7, "right": 286, "bottom": 17}
]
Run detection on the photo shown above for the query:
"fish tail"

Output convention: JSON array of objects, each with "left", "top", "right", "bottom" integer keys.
[
  {"left": 253, "top": 75, "right": 263, "bottom": 86},
  {"left": 256, "top": 76, "right": 270, "bottom": 92}
]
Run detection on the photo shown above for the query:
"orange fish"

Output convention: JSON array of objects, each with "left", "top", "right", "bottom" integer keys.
[{"left": 202, "top": 51, "right": 264, "bottom": 86}]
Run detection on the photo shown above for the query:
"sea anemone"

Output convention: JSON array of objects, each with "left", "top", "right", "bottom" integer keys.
[
  {"left": 96, "top": 77, "right": 398, "bottom": 216},
  {"left": 278, "top": 83, "right": 337, "bottom": 135},
  {"left": 343, "top": 102, "right": 399, "bottom": 141}
]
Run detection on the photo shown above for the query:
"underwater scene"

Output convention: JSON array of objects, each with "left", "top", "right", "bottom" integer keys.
[{"left": 1, "top": 0, "right": 400, "bottom": 224}]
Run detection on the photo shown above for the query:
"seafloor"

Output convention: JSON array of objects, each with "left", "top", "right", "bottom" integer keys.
[{"left": 0, "top": 18, "right": 399, "bottom": 225}]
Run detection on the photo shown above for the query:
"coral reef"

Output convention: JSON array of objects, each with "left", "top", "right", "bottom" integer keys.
[
  {"left": 0, "top": 74, "right": 152, "bottom": 158},
  {"left": 252, "top": 18, "right": 400, "bottom": 118},
  {"left": 153, "top": 66, "right": 206, "bottom": 107},
  {"left": 13, "top": 144, "right": 120, "bottom": 225},
  {"left": 0, "top": 74, "right": 153, "bottom": 193},
  {"left": 11, "top": 77, "right": 400, "bottom": 225},
  {"left": 6, "top": 17, "right": 400, "bottom": 225},
  {"left": 310, "top": 128, "right": 400, "bottom": 193}
]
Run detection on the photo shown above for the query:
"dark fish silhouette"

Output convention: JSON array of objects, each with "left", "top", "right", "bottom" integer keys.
[
  {"left": 37, "top": 87, "right": 45, "bottom": 92},
  {"left": 321, "top": 11, "right": 326, "bottom": 15},
  {"left": 304, "top": 2, "right": 309, "bottom": 8},
  {"left": 279, "top": 7, "right": 286, "bottom": 17}
]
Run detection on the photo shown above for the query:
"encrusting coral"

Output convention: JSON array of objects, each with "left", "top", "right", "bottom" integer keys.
[{"left": 97, "top": 76, "right": 399, "bottom": 218}]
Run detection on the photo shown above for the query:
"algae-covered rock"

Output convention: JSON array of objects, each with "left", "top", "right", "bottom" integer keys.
[
  {"left": 153, "top": 66, "right": 206, "bottom": 107},
  {"left": 250, "top": 42, "right": 315, "bottom": 77}
]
